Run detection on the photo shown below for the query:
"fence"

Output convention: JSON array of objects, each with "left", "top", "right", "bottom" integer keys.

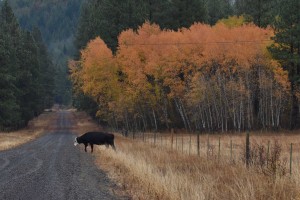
[{"left": 124, "top": 131, "right": 300, "bottom": 175}]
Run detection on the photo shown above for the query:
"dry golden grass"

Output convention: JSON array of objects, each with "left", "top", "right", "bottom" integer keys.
[
  {"left": 96, "top": 136, "right": 300, "bottom": 200},
  {"left": 73, "top": 112, "right": 300, "bottom": 200},
  {"left": 72, "top": 111, "right": 100, "bottom": 134},
  {"left": 0, "top": 111, "right": 57, "bottom": 151}
]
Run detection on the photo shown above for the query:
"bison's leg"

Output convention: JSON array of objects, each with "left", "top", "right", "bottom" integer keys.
[
  {"left": 110, "top": 142, "right": 116, "bottom": 151},
  {"left": 84, "top": 143, "right": 88, "bottom": 152},
  {"left": 90, "top": 143, "right": 94, "bottom": 153}
]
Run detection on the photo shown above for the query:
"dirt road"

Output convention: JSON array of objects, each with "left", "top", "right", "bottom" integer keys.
[{"left": 0, "top": 111, "right": 126, "bottom": 200}]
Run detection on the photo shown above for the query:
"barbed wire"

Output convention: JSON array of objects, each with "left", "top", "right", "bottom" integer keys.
[
  {"left": 82, "top": 39, "right": 274, "bottom": 48},
  {"left": 117, "top": 40, "right": 273, "bottom": 46}
]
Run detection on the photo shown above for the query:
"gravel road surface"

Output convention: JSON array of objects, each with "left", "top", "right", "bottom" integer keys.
[{"left": 0, "top": 111, "right": 127, "bottom": 200}]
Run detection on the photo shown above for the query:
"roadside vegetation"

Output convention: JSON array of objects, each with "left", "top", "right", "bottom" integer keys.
[
  {"left": 74, "top": 111, "right": 300, "bottom": 200},
  {"left": 70, "top": 2, "right": 300, "bottom": 197},
  {"left": 0, "top": 111, "right": 57, "bottom": 151}
]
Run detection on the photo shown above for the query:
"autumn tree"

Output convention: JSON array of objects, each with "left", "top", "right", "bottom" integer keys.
[
  {"left": 188, "top": 22, "right": 289, "bottom": 131},
  {"left": 71, "top": 21, "right": 290, "bottom": 132},
  {"left": 70, "top": 37, "right": 123, "bottom": 125}
]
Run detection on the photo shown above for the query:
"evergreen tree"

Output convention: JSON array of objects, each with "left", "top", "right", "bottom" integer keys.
[
  {"left": 76, "top": 0, "right": 148, "bottom": 53},
  {"left": 268, "top": 0, "right": 300, "bottom": 129},
  {"left": 147, "top": 0, "right": 173, "bottom": 28},
  {"left": 206, "top": 0, "right": 233, "bottom": 25},
  {"left": 75, "top": 0, "right": 208, "bottom": 54},
  {"left": 16, "top": 30, "right": 40, "bottom": 125},
  {"left": 0, "top": 1, "right": 55, "bottom": 129},
  {"left": 8, "top": 0, "right": 83, "bottom": 105},
  {"left": 0, "top": 0, "right": 21, "bottom": 129},
  {"left": 167, "top": 0, "right": 207, "bottom": 28},
  {"left": 32, "top": 27, "right": 55, "bottom": 110},
  {"left": 234, "top": 0, "right": 276, "bottom": 27}
]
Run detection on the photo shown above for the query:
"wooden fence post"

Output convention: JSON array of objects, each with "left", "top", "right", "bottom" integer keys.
[
  {"left": 230, "top": 139, "right": 233, "bottom": 162},
  {"left": 218, "top": 137, "right": 221, "bottom": 161},
  {"left": 189, "top": 134, "right": 192, "bottom": 155},
  {"left": 143, "top": 132, "right": 145, "bottom": 142},
  {"left": 207, "top": 135, "right": 210, "bottom": 159},
  {"left": 176, "top": 133, "right": 178, "bottom": 150},
  {"left": 182, "top": 134, "right": 184, "bottom": 153},
  {"left": 197, "top": 132, "right": 200, "bottom": 156},
  {"left": 290, "top": 143, "right": 293, "bottom": 176},
  {"left": 245, "top": 132, "right": 250, "bottom": 167},
  {"left": 266, "top": 141, "right": 270, "bottom": 166},
  {"left": 171, "top": 131, "right": 174, "bottom": 150}
]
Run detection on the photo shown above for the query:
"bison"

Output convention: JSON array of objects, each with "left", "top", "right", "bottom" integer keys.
[{"left": 74, "top": 132, "right": 116, "bottom": 153}]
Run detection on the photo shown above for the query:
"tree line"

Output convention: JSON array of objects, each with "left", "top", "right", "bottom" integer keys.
[
  {"left": 70, "top": 21, "right": 289, "bottom": 132},
  {"left": 7, "top": 0, "right": 83, "bottom": 105},
  {"left": 72, "top": 0, "right": 299, "bottom": 132},
  {"left": 0, "top": 1, "right": 55, "bottom": 131}
]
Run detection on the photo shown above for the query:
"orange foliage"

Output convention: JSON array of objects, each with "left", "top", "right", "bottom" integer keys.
[
  {"left": 117, "top": 22, "right": 287, "bottom": 98},
  {"left": 70, "top": 22, "right": 290, "bottom": 130},
  {"left": 78, "top": 37, "right": 119, "bottom": 101}
]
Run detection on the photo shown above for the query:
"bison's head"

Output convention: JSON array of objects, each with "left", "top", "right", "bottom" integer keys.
[{"left": 74, "top": 137, "right": 79, "bottom": 146}]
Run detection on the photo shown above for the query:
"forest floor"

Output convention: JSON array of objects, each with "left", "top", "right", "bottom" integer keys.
[{"left": 74, "top": 111, "right": 300, "bottom": 200}]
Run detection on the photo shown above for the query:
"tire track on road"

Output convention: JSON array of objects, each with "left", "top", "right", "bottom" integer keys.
[
  {"left": 0, "top": 157, "right": 10, "bottom": 170},
  {"left": 0, "top": 134, "right": 54, "bottom": 176}
]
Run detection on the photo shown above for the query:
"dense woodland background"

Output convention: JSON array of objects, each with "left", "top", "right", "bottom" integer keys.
[
  {"left": 0, "top": 0, "right": 299, "bottom": 132},
  {"left": 0, "top": 1, "right": 55, "bottom": 130},
  {"left": 7, "top": 0, "right": 83, "bottom": 105},
  {"left": 0, "top": 0, "right": 82, "bottom": 130}
]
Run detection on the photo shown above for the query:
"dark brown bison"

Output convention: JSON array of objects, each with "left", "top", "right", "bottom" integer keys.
[{"left": 74, "top": 132, "right": 116, "bottom": 153}]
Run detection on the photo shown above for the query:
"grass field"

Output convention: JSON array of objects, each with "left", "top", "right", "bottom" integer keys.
[
  {"left": 0, "top": 111, "right": 57, "bottom": 151},
  {"left": 74, "top": 112, "right": 300, "bottom": 200}
]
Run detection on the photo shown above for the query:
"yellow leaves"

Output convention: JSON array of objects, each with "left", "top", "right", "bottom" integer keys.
[
  {"left": 81, "top": 37, "right": 113, "bottom": 69},
  {"left": 217, "top": 15, "right": 247, "bottom": 28},
  {"left": 136, "top": 21, "right": 161, "bottom": 38},
  {"left": 74, "top": 37, "right": 119, "bottom": 103},
  {"left": 69, "top": 21, "right": 290, "bottom": 121},
  {"left": 269, "top": 60, "right": 290, "bottom": 91}
]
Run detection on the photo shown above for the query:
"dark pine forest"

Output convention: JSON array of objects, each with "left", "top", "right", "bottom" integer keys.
[{"left": 0, "top": 0, "right": 299, "bottom": 132}]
